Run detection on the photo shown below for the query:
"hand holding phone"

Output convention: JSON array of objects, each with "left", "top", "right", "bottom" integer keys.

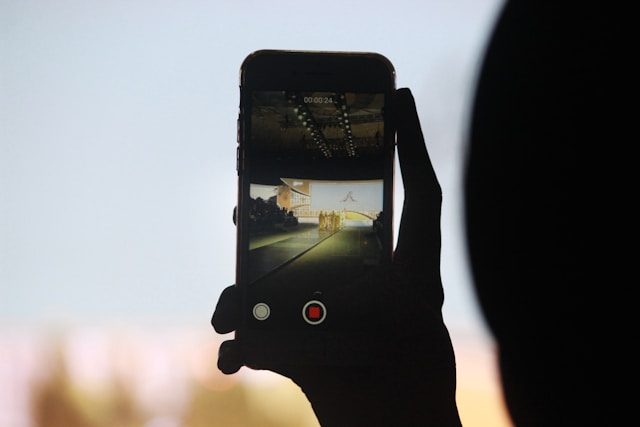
[{"left": 213, "top": 88, "right": 461, "bottom": 426}]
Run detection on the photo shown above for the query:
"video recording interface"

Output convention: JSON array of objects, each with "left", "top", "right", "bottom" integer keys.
[{"left": 244, "top": 91, "right": 387, "bottom": 287}]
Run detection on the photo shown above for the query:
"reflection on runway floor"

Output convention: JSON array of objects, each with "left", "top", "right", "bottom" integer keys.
[{"left": 248, "top": 225, "right": 379, "bottom": 285}]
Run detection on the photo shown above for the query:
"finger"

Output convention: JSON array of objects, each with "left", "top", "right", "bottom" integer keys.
[
  {"left": 393, "top": 89, "right": 443, "bottom": 307},
  {"left": 394, "top": 88, "right": 442, "bottom": 261},
  {"left": 211, "top": 285, "right": 240, "bottom": 334},
  {"left": 218, "top": 340, "right": 243, "bottom": 374},
  {"left": 395, "top": 88, "right": 441, "bottom": 199}
]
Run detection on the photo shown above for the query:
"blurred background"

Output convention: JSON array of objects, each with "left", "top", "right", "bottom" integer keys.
[{"left": 1, "top": 0, "right": 511, "bottom": 425}]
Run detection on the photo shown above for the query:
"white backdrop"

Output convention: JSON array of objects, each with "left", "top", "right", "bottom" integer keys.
[{"left": 1, "top": 1, "right": 510, "bottom": 425}]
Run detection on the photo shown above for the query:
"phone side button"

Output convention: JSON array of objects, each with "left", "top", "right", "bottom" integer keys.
[
  {"left": 252, "top": 303, "right": 270, "bottom": 321},
  {"left": 237, "top": 114, "right": 241, "bottom": 143}
]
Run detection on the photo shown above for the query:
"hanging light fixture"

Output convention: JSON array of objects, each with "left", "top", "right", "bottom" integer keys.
[{"left": 288, "top": 92, "right": 332, "bottom": 158}]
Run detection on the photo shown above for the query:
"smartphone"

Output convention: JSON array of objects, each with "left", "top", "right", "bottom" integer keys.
[{"left": 236, "top": 50, "right": 395, "bottom": 366}]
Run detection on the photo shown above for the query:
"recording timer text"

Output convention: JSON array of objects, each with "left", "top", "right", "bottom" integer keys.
[{"left": 303, "top": 96, "right": 335, "bottom": 104}]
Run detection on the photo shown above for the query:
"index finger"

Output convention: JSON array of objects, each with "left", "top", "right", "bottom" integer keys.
[
  {"left": 393, "top": 89, "right": 443, "bottom": 305},
  {"left": 395, "top": 88, "right": 441, "bottom": 199}
]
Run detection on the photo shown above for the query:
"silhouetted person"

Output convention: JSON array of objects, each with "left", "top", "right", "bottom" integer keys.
[
  {"left": 213, "top": 1, "right": 602, "bottom": 425},
  {"left": 465, "top": 1, "right": 601, "bottom": 425}
]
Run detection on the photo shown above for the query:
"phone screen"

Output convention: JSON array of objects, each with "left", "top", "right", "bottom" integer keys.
[{"left": 241, "top": 90, "right": 389, "bottom": 312}]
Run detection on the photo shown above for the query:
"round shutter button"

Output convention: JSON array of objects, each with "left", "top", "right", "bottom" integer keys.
[
  {"left": 252, "top": 303, "right": 270, "bottom": 321},
  {"left": 302, "top": 300, "right": 326, "bottom": 325}
]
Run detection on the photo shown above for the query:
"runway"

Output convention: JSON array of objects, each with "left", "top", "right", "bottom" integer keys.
[{"left": 247, "top": 223, "right": 381, "bottom": 293}]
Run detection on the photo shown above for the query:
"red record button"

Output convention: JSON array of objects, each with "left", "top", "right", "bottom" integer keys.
[{"left": 302, "top": 300, "right": 327, "bottom": 325}]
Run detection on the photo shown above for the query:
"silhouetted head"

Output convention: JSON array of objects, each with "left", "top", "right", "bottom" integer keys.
[{"left": 465, "top": 1, "right": 601, "bottom": 425}]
